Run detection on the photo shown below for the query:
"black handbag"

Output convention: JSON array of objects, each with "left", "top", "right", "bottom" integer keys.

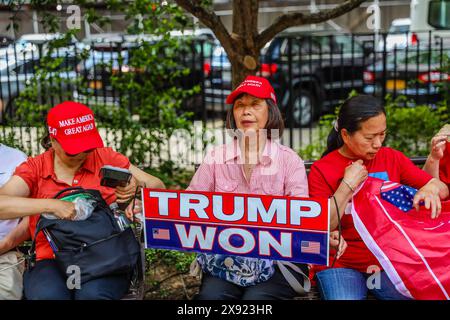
[{"left": 29, "top": 187, "right": 141, "bottom": 284}]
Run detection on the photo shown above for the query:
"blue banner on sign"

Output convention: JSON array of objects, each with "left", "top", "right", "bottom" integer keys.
[{"left": 145, "top": 220, "right": 328, "bottom": 265}]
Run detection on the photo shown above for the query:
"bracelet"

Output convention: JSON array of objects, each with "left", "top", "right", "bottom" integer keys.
[{"left": 342, "top": 178, "right": 355, "bottom": 192}]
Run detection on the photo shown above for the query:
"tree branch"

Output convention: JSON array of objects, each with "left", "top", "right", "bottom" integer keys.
[
  {"left": 256, "top": 0, "right": 366, "bottom": 50},
  {"left": 174, "top": 0, "right": 234, "bottom": 58}
]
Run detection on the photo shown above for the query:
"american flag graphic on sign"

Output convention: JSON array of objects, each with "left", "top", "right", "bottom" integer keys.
[
  {"left": 301, "top": 241, "right": 321, "bottom": 254},
  {"left": 152, "top": 228, "right": 170, "bottom": 240}
]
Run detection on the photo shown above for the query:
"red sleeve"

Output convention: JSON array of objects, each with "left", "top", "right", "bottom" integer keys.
[
  {"left": 395, "top": 149, "right": 432, "bottom": 188},
  {"left": 308, "top": 164, "right": 335, "bottom": 198},
  {"left": 13, "top": 157, "right": 39, "bottom": 195},
  {"left": 98, "top": 147, "right": 131, "bottom": 169},
  {"left": 439, "top": 143, "right": 450, "bottom": 186}
]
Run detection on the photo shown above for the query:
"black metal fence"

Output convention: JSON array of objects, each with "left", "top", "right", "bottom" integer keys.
[{"left": 1, "top": 31, "right": 449, "bottom": 160}]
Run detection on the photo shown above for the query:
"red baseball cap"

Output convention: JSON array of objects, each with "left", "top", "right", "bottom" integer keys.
[
  {"left": 47, "top": 101, "right": 104, "bottom": 155},
  {"left": 225, "top": 75, "right": 277, "bottom": 105}
]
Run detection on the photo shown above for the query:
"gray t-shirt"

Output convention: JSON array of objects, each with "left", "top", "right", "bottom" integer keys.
[{"left": 0, "top": 144, "right": 27, "bottom": 240}]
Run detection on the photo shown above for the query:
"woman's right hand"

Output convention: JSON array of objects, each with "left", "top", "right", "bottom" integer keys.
[
  {"left": 343, "top": 159, "right": 368, "bottom": 191},
  {"left": 47, "top": 199, "right": 77, "bottom": 220}
]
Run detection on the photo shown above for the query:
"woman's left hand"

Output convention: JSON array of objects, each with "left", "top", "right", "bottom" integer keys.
[
  {"left": 413, "top": 181, "right": 442, "bottom": 219},
  {"left": 116, "top": 176, "right": 138, "bottom": 204},
  {"left": 125, "top": 199, "right": 142, "bottom": 220},
  {"left": 329, "top": 230, "right": 347, "bottom": 259}
]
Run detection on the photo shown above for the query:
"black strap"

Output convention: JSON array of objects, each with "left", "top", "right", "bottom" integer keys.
[
  {"left": 53, "top": 186, "right": 84, "bottom": 199},
  {"left": 27, "top": 218, "right": 58, "bottom": 270}
]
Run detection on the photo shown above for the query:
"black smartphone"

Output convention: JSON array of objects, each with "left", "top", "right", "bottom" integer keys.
[{"left": 100, "top": 165, "right": 132, "bottom": 188}]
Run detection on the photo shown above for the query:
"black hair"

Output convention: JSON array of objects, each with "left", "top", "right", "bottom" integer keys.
[
  {"left": 322, "top": 95, "right": 386, "bottom": 158},
  {"left": 40, "top": 128, "right": 52, "bottom": 150}
]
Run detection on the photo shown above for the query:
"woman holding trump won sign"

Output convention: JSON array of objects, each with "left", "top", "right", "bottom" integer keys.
[{"left": 187, "top": 76, "right": 346, "bottom": 300}]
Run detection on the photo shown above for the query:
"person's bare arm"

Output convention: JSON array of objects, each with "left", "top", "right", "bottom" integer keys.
[
  {"left": 0, "top": 217, "right": 30, "bottom": 255},
  {"left": 329, "top": 160, "right": 368, "bottom": 230},
  {"left": 423, "top": 134, "right": 447, "bottom": 178},
  {"left": 0, "top": 175, "right": 76, "bottom": 220},
  {"left": 129, "top": 164, "right": 165, "bottom": 189},
  {"left": 115, "top": 164, "right": 165, "bottom": 204}
]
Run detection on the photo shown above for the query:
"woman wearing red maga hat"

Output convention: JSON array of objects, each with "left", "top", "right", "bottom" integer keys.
[
  {"left": 0, "top": 101, "right": 164, "bottom": 300},
  {"left": 187, "top": 75, "right": 346, "bottom": 300}
]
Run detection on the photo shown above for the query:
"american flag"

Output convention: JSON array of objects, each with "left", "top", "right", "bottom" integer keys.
[
  {"left": 301, "top": 241, "right": 321, "bottom": 254},
  {"left": 152, "top": 228, "right": 170, "bottom": 240},
  {"left": 380, "top": 182, "right": 417, "bottom": 212}
]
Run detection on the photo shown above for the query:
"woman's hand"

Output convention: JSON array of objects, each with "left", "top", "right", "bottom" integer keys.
[
  {"left": 124, "top": 199, "right": 142, "bottom": 220},
  {"left": 343, "top": 159, "right": 368, "bottom": 191},
  {"left": 116, "top": 176, "right": 138, "bottom": 204},
  {"left": 429, "top": 134, "right": 448, "bottom": 161},
  {"left": 47, "top": 199, "right": 76, "bottom": 220},
  {"left": 329, "top": 231, "right": 347, "bottom": 259},
  {"left": 413, "top": 180, "right": 442, "bottom": 219}
]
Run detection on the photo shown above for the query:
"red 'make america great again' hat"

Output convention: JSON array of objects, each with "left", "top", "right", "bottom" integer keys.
[
  {"left": 225, "top": 75, "right": 277, "bottom": 105},
  {"left": 47, "top": 101, "right": 104, "bottom": 155}
]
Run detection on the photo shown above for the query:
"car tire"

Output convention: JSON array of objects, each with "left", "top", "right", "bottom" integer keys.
[{"left": 291, "top": 89, "right": 316, "bottom": 127}]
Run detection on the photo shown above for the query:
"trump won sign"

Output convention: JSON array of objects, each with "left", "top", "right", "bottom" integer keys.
[{"left": 142, "top": 189, "right": 330, "bottom": 266}]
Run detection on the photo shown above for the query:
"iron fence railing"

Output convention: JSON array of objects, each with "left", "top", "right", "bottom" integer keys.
[{"left": 1, "top": 31, "right": 448, "bottom": 163}]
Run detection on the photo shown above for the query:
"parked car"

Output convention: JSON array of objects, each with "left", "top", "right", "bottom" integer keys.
[
  {"left": 206, "top": 31, "right": 370, "bottom": 126},
  {"left": 363, "top": 46, "right": 450, "bottom": 105},
  {"left": 410, "top": 0, "right": 450, "bottom": 46},
  {"left": 378, "top": 18, "right": 412, "bottom": 51},
  {"left": 0, "top": 48, "right": 80, "bottom": 123}
]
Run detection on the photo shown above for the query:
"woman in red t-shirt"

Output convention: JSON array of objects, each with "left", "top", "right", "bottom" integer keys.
[
  {"left": 308, "top": 95, "right": 448, "bottom": 300},
  {"left": 0, "top": 101, "right": 164, "bottom": 300},
  {"left": 423, "top": 125, "right": 450, "bottom": 189}
]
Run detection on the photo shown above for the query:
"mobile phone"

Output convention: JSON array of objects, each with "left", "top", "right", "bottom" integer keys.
[{"left": 100, "top": 165, "right": 132, "bottom": 188}]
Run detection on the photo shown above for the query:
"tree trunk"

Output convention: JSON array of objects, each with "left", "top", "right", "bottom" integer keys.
[
  {"left": 230, "top": 50, "right": 260, "bottom": 89},
  {"left": 174, "top": 0, "right": 366, "bottom": 88}
]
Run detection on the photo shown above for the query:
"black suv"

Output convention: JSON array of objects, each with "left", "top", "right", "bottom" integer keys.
[{"left": 206, "top": 31, "right": 371, "bottom": 126}]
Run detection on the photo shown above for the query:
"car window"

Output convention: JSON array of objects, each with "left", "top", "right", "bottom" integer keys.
[
  {"left": 429, "top": 0, "right": 450, "bottom": 30},
  {"left": 21, "top": 60, "right": 39, "bottom": 73},
  {"left": 280, "top": 37, "right": 321, "bottom": 56},
  {"left": 389, "top": 25, "right": 410, "bottom": 34},
  {"left": 389, "top": 49, "right": 450, "bottom": 65},
  {"left": 332, "top": 35, "right": 363, "bottom": 54}
]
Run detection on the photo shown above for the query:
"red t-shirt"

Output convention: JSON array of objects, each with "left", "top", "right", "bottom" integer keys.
[
  {"left": 14, "top": 147, "right": 130, "bottom": 260},
  {"left": 439, "top": 142, "right": 450, "bottom": 189},
  {"left": 308, "top": 147, "right": 432, "bottom": 274}
]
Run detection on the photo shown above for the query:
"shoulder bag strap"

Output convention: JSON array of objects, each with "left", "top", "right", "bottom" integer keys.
[{"left": 276, "top": 260, "right": 311, "bottom": 295}]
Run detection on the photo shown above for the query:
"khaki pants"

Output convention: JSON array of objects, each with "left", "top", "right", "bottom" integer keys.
[{"left": 0, "top": 251, "right": 25, "bottom": 300}]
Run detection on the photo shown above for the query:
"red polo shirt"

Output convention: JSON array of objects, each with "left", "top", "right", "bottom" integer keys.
[{"left": 14, "top": 147, "right": 130, "bottom": 260}]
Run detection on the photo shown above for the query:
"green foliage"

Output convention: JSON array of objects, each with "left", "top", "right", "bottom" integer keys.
[
  {"left": 298, "top": 93, "right": 449, "bottom": 161},
  {"left": 145, "top": 248, "right": 196, "bottom": 273},
  {"left": 384, "top": 95, "right": 448, "bottom": 157},
  {"left": 8, "top": 1, "right": 208, "bottom": 186}
]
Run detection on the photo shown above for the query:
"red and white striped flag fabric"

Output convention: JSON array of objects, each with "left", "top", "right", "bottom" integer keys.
[{"left": 351, "top": 177, "right": 450, "bottom": 300}]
